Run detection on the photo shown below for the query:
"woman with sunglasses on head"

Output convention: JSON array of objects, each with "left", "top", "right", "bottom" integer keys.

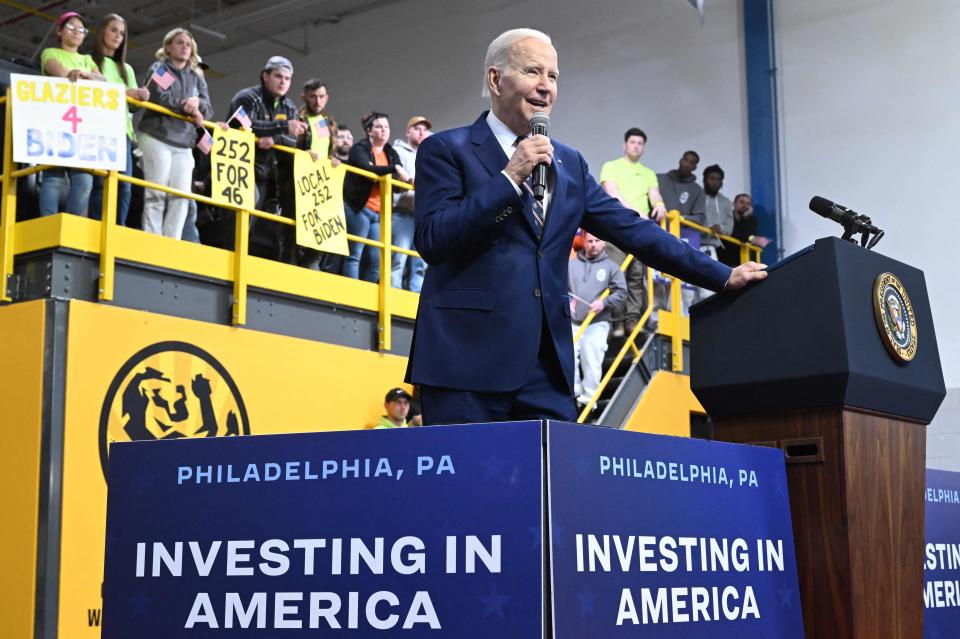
[
  {"left": 37, "top": 11, "right": 104, "bottom": 217},
  {"left": 88, "top": 13, "right": 151, "bottom": 225},
  {"left": 137, "top": 28, "right": 212, "bottom": 239}
]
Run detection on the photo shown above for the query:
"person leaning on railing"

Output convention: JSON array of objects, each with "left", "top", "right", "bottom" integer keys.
[
  {"left": 341, "top": 111, "right": 410, "bottom": 282},
  {"left": 37, "top": 11, "right": 104, "bottom": 218},
  {"left": 718, "top": 193, "right": 771, "bottom": 267},
  {"left": 136, "top": 28, "right": 212, "bottom": 240},
  {"left": 88, "top": 13, "right": 150, "bottom": 226},
  {"left": 227, "top": 56, "right": 308, "bottom": 264}
]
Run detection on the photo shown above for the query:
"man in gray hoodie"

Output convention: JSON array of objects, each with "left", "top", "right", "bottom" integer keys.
[{"left": 569, "top": 233, "right": 627, "bottom": 407}]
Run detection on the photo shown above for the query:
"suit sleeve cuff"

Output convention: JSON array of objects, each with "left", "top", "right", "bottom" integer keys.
[{"left": 500, "top": 170, "right": 522, "bottom": 196}]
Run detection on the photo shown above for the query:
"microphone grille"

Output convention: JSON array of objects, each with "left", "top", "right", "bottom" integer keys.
[{"left": 529, "top": 112, "right": 550, "bottom": 129}]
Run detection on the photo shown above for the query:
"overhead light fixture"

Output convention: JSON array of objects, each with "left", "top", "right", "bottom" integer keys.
[{"left": 189, "top": 23, "right": 227, "bottom": 41}]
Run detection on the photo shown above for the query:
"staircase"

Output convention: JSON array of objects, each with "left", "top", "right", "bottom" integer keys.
[{"left": 581, "top": 330, "right": 685, "bottom": 428}]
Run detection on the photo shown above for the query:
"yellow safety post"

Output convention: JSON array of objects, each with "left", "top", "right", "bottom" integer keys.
[
  {"left": 98, "top": 170, "right": 119, "bottom": 301},
  {"left": 378, "top": 175, "right": 394, "bottom": 351},
  {"left": 667, "top": 211, "right": 686, "bottom": 372},
  {"left": 0, "top": 88, "right": 15, "bottom": 302},
  {"left": 233, "top": 210, "right": 250, "bottom": 326}
]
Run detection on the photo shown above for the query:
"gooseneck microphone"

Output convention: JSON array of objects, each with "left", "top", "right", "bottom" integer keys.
[
  {"left": 529, "top": 112, "right": 550, "bottom": 201},
  {"left": 808, "top": 196, "right": 884, "bottom": 249}
]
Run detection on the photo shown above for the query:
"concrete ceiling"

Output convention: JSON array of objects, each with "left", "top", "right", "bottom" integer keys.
[{"left": 0, "top": 0, "right": 400, "bottom": 73}]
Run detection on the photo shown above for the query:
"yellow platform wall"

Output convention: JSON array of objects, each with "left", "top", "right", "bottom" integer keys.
[
  {"left": 57, "top": 300, "right": 409, "bottom": 638},
  {"left": 622, "top": 370, "right": 704, "bottom": 437},
  {"left": 0, "top": 300, "right": 46, "bottom": 639}
]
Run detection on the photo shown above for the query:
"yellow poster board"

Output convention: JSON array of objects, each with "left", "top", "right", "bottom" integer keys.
[
  {"left": 293, "top": 150, "right": 349, "bottom": 255},
  {"left": 210, "top": 127, "right": 256, "bottom": 211},
  {"left": 0, "top": 300, "right": 46, "bottom": 639},
  {"left": 58, "top": 300, "right": 409, "bottom": 637}
]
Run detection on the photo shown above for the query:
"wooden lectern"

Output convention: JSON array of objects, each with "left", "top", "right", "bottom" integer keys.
[{"left": 690, "top": 237, "right": 946, "bottom": 638}]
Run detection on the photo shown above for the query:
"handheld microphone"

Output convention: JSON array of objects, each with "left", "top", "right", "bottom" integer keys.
[{"left": 529, "top": 112, "right": 549, "bottom": 201}]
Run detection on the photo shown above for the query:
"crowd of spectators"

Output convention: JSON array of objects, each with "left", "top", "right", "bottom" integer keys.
[{"left": 22, "top": 10, "right": 434, "bottom": 292}]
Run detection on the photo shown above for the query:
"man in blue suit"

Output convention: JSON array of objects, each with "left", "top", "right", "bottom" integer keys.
[{"left": 407, "top": 28, "right": 766, "bottom": 424}]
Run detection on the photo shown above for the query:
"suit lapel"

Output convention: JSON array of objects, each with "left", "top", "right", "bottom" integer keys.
[
  {"left": 471, "top": 112, "right": 543, "bottom": 241},
  {"left": 470, "top": 114, "right": 509, "bottom": 178}
]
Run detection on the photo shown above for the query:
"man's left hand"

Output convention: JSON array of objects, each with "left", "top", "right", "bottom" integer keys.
[
  {"left": 725, "top": 261, "right": 767, "bottom": 290},
  {"left": 588, "top": 299, "right": 605, "bottom": 314},
  {"left": 650, "top": 203, "right": 667, "bottom": 222}
]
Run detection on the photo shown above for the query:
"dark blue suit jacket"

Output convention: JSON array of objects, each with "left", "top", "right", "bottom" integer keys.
[{"left": 405, "top": 113, "right": 731, "bottom": 393}]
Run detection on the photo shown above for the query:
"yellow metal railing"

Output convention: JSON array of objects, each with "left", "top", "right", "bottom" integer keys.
[
  {"left": 0, "top": 89, "right": 415, "bottom": 351},
  {"left": 573, "top": 210, "right": 762, "bottom": 423}
]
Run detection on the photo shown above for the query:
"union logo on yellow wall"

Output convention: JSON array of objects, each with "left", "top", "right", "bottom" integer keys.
[{"left": 98, "top": 341, "right": 250, "bottom": 477}]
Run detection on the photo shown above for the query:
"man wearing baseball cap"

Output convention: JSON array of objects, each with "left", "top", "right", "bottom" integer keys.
[
  {"left": 392, "top": 116, "right": 432, "bottom": 292},
  {"left": 374, "top": 388, "right": 413, "bottom": 429},
  {"left": 227, "top": 56, "right": 308, "bottom": 263}
]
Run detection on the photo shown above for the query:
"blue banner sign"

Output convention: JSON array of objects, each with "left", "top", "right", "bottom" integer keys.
[
  {"left": 102, "top": 422, "right": 545, "bottom": 638},
  {"left": 925, "top": 468, "right": 960, "bottom": 637},
  {"left": 546, "top": 422, "right": 804, "bottom": 638}
]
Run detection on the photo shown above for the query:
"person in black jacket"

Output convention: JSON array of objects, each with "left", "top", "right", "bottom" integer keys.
[
  {"left": 342, "top": 111, "right": 410, "bottom": 281},
  {"left": 718, "top": 193, "right": 771, "bottom": 267},
  {"left": 228, "top": 56, "right": 308, "bottom": 262}
]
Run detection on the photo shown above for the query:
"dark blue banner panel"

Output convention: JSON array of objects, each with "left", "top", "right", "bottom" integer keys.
[
  {"left": 925, "top": 468, "right": 960, "bottom": 637},
  {"left": 547, "top": 422, "right": 803, "bottom": 638},
  {"left": 102, "top": 422, "right": 544, "bottom": 638}
]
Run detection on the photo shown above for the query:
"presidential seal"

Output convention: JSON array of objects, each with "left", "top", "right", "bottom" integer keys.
[
  {"left": 872, "top": 272, "right": 917, "bottom": 363},
  {"left": 98, "top": 341, "right": 250, "bottom": 478}
]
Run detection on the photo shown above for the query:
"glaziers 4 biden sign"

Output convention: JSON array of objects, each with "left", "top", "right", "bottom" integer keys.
[{"left": 102, "top": 422, "right": 804, "bottom": 638}]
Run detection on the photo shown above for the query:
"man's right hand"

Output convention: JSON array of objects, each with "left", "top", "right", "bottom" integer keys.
[
  {"left": 258, "top": 137, "right": 275, "bottom": 150},
  {"left": 287, "top": 120, "right": 309, "bottom": 136},
  {"left": 504, "top": 134, "right": 553, "bottom": 185}
]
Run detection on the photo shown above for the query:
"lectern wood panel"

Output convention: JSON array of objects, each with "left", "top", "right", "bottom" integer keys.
[{"left": 714, "top": 408, "right": 925, "bottom": 639}]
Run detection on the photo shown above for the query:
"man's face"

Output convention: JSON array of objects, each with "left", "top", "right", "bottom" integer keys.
[
  {"left": 488, "top": 38, "right": 558, "bottom": 135},
  {"left": 336, "top": 129, "right": 353, "bottom": 153},
  {"left": 302, "top": 86, "right": 329, "bottom": 115},
  {"left": 704, "top": 172, "right": 723, "bottom": 195},
  {"left": 583, "top": 233, "right": 605, "bottom": 258},
  {"left": 406, "top": 123, "right": 429, "bottom": 148},
  {"left": 263, "top": 68, "right": 292, "bottom": 97},
  {"left": 624, "top": 135, "right": 645, "bottom": 162},
  {"left": 678, "top": 152, "right": 698, "bottom": 177},
  {"left": 385, "top": 398, "right": 410, "bottom": 422},
  {"left": 734, "top": 195, "right": 752, "bottom": 214}
]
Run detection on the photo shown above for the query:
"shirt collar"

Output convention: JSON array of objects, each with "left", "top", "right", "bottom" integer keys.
[{"left": 486, "top": 110, "right": 523, "bottom": 158}]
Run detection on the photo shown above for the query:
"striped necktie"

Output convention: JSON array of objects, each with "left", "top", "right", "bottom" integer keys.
[{"left": 513, "top": 136, "right": 544, "bottom": 229}]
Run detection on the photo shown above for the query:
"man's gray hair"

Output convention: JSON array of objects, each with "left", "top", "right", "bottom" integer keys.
[{"left": 481, "top": 28, "right": 552, "bottom": 98}]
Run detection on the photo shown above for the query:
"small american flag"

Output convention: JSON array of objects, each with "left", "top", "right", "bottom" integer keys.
[
  {"left": 229, "top": 106, "right": 252, "bottom": 130},
  {"left": 196, "top": 128, "right": 213, "bottom": 155},
  {"left": 314, "top": 117, "right": 330, "bottom": 138},
  {"left": 149, "top": 64, "right": 175, "bottom": 90}
]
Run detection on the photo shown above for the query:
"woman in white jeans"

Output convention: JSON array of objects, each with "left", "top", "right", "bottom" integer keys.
[{"left": 136, "top": 28, "right": 212, "bottom": 238}]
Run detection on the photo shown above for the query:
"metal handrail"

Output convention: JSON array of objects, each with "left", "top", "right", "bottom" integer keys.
[
  {"left": 573, "top": 209, "right": 763, "bottom": 423},
  {"left": 0, "top": 88, "right": 419, "bottom": 349}
]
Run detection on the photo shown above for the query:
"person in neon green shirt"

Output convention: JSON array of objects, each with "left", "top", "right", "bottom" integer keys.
[
  {"left": 373, "top": 388, "right": 412, "bottom": 429},
  {"left": 88, "top": 13, "right": 151, "bottom": 225},
  {"left": 598, "top": 128, "right": 668, "bottom": 335},
  {"left": 38, "top": 11, "right": 104, "bottom": 218}
]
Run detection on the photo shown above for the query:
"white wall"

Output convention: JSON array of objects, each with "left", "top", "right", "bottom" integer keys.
[
  {"left": 199, "top": 0, "right": 749, "bottom": 194},
  {"left": 774, "top": 0, "right": 960, "bottom": 387}
]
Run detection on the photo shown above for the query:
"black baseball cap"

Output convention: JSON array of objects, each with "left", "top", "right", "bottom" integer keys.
[{"left": 385, "top": 387, "right": 412, "bottom": 403}]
